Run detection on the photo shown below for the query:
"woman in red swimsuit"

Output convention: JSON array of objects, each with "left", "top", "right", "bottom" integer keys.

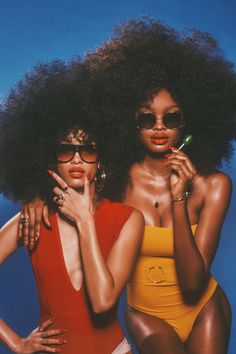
[{"left": 0, "top": 63, "right": 143, "bottom": 354}]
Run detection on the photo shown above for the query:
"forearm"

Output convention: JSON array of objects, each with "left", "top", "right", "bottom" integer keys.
[
  {"left": 173, "top": 201, "right": 206, "bottom": 293},
  {"left": 76, "top": 216, "right": 116, "bottom": 312},
  {"left": 0, "top": 319, "right": 21, "bottom": 353}
]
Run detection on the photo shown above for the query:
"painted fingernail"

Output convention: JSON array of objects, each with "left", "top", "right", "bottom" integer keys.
[
  {"left": 47, "top": 169, "right": 54, "bottom": 176},
  {"left": 160, "top": 160, "right": 169, "bottom": 165},
  {"left": 87, "top": 173, "right": 91, "bottom": 181},
  {"left": 164, "top": 154, "right": 172, "bottom": 158}
]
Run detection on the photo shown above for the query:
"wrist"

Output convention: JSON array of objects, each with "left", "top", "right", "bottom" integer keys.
[
  {"left": 76, "top": 212, "right": 94, "bottom": 231},
  {"left": 9, "top": 336, "right": 23, "bottom": 354}
]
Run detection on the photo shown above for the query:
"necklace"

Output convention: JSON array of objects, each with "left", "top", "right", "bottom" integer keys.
[
  {"left": 140, "top": 162, "right": 170, "bottom": 208},
  {"left": 140, "top": 162, "right": 170, "bottom": 177}
]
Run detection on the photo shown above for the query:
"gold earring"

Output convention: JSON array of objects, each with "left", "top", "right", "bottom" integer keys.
[{"left": 95, "top": 167, "right": 107, "bottom": 192}]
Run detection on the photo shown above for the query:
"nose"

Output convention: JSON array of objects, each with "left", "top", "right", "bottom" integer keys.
[
  {"left": 71, "top": 151, "right": 82, "bottom": 164},
  {"left": 153, "top": 116, "right": 166, "bottom": 130}
]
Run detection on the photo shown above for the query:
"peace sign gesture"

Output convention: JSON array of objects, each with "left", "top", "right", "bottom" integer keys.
[{"left": 48, "top": 170, "right": 95, "bottom": 223}]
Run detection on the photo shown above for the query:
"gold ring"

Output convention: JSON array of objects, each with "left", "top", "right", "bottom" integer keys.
[
  {"left": 62, "top": 185, "right": 69, "bottom": 193},
  {"left": 58, "top": 193, "right": 64, "bottom": 201},
  {"left": 19, "top": 217, "right": 29, "bottom": 224}
]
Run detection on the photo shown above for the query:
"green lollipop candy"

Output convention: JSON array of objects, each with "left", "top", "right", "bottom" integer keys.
[{"left": 178, "top": 134, "right": 193, "bottom": 150}]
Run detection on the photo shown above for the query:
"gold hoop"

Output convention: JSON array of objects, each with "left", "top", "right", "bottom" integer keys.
[{"left": 95, "top": 167, "right": 107, "bottom": 192}]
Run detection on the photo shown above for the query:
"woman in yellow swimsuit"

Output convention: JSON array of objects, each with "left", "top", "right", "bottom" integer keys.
[
  {"left": 80, "top": 19, "right": 236, "bottom": 354},
  {"left": 16, "top": 19, "right": 236, "bottom": 354}
]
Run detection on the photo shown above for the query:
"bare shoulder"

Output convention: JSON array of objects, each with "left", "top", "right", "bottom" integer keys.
[
  {"left": 204, "top": 171, "right": 232, "bottom": 201},
  {"left": 128, "top": 208, "right": 145, "bottom": 226},
  {"left": 0, "top": 212, "right": 21, "bottom": 232},
  {"left": 206, "top": 171, "right": 232, "bottom": 190},
  {"left": 120, "top": 208, "right": 145, "bottom": 242},
  {"left": 0, "top": 213, "right": 21, "bottom": 263}
]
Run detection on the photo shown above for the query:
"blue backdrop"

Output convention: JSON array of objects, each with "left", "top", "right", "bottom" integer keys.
[{"left": 0, "top": 1, "right": 235, "bottom": 353}]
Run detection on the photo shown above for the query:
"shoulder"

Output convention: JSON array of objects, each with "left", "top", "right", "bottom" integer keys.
[
  {"left": 98, "top": 198, "right": 144, "bottom": 233},
  {"left": 201, "top": 171, "right": 232, "bottom": 202},
  {"left": 205, "top": 171, "right": 232, "bottom": 192},
  {"left": 99, "top": 198, "right": 134, "bottom": 216},
  {"left": 0, "top": 212, "right": 21, "bottom": 233}
]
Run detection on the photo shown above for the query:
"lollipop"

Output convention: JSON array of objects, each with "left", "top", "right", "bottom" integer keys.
[{"left": 178, "top": 134, "right": 192, "bottom": 150}]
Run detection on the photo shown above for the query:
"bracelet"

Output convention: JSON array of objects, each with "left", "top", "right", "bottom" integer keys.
[{"left": 171, "top": 191, "right": 189, "bottom": 203}]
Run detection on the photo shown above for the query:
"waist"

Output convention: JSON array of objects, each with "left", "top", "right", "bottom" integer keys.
[{"left": 129, "top": 256, "right": 177, "bottom": 286}]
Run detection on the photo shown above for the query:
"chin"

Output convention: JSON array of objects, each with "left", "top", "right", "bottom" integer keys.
[{"left": 146, "top": 143, "right": 170, "bottom": 154}]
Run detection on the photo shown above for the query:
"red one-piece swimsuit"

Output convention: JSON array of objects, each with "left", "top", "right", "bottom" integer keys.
[{"left": 30, "top": 199, "right": 133, "bottom": 354}]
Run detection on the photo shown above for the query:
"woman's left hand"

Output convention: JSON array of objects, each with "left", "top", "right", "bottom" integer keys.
[
  {"left": 164, "top": 148, "right": 197, "bottom": 198},
  {"left": 49, "top": 171, "right": 94, "bottom": 223}
]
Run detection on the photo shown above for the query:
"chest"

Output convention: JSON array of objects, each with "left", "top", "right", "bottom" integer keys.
[{"left": 124, "top": 179, "right": 202, "bottom": 227}]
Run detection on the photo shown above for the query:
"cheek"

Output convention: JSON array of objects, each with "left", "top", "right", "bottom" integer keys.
[
  {"left": 88, "top": 164, "right": 98, "bottom": 178},
  {"left": 56, "top": 164, "right": 68, "bottom": 179},
  {"left": 138, "top": 131, "right": 148, "bottom": 145},
  {"left": 168, "top": 130, "right": 182, "bottom": 145}
]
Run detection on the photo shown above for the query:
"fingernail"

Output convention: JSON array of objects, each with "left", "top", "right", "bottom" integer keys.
[
  {"left": 164, "top": 154, "right": 172, "bottom": 158},
  {"left": 47, "top": 169, "right": 54, "bottom": 176},
  {"left": 87, "top": 173, "right": 91, "bottom": 181},
  {"left": 160, "top": 160, "right": 169, "bottom": 165}
]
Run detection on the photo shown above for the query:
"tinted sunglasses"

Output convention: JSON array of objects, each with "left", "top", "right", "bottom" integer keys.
[
  {"left": 135, "top": 111, "right": 184, "bottom": 130},
  {"left": 56, "top": 144, "right": 98, "bottom": 164}
]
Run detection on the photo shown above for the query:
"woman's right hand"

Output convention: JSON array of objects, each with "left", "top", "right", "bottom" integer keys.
[
  {"left": 17, "top": 198, "right": 50, "bottom": 250},
  {"left": 14, "top": 319, "right": 66, "bottom": 353}
]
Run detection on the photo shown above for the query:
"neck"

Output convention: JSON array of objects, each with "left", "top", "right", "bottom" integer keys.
[{"left": 142, "top": 155, "right": 169, "bottom": 176}]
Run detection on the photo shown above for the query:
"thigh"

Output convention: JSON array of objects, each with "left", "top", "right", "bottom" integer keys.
[
  {"left": 125, "top": 306, "right": 186, "bottom": 354},
  {"left": 186, "top": 286, "right": 231, "bottom": 354}
]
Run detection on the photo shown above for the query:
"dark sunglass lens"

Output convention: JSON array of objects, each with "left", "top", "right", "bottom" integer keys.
[
  {"left": 57, "top": 145, "right": 74, "bottom": 162},
  {"left": 80, "top": 146, "right": 98, "bottom": 163},
  {"left": 136, "top": 113, "right": 156, "bottom": 129},
  {"left": 163, "top": 112, "right": 183, "bottom": 129}
]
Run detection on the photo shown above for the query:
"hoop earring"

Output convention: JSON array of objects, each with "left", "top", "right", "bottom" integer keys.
[{"left": 95, "top": 167, "right": 107, "bottom": 192}]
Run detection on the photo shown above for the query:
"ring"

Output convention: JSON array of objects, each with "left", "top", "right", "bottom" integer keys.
[
  {"left": 57, "top": 193, "right": 64, "bottom": 201},
  {"left": 19, "top": 217, "right": 29, "bottom": 224},
  {"left": 62, "top": 185, "right": 69, "bottom": 194}
]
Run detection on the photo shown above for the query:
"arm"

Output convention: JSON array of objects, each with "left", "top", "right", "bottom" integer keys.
[
  {"left": 166, "top": 149, "right": 231, "bottom": 293},
  {"left": 51, "top": 171, "right": 144, "bottom": 313},
  {"left": 18, "top": 198, "right": 50, "bottom": 249},
  {"left": 0, "top": 216, "right": 65, "bottom": 353},
  {"left": 77, "top": 208, "right": 144, "bottom": 312}
]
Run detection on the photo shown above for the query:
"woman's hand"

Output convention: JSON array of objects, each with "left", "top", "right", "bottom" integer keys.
[
  {"left": 164, "top": 147, "right": 197, "bottom": 198},
  {"left": 50, "top": 171, "right": 94, "bottom": 223},
  {"left": 17, "top": 198, "right": 50, "bottom": 250},
  {"left": 13, "top": 319, "right": 65, "bottom": 353}
]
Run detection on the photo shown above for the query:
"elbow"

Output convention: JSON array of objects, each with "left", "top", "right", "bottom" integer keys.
[
  {"left": 92, "top": 297, "right": 116, "bottom": 314},
  {"left": 181, "top": 275, "right": 207, "bottom": 297}
]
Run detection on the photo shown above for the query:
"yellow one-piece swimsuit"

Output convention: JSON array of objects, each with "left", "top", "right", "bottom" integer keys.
[{"left": 127, "top": 225, "right": 217, "bottom": 342}]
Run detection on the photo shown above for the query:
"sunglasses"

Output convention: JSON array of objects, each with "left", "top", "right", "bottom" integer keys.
[
  {"left": 56, "top": 144, "right": 98, "bottom": 164},
  {"left": 135, "top": 111, "right": 184, "bottom": 130}
]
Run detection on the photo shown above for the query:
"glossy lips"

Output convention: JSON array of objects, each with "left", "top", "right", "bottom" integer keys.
[
  {"left": 150, "top": 133, "right": 169, "bottom": 145},
  {"left": 68, "top": 167, "right": 85, "bottom": 179}
]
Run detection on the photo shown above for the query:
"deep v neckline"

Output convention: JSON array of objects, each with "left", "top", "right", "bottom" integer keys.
[
  {"left": 54, "top": 214, "right": 83, "bottom": 294},
  {"left": 52, "top": 200, "right": 105, "bottom": 295}
]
